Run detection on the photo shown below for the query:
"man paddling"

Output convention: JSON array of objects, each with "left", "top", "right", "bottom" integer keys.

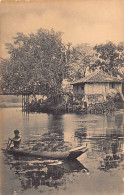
[{"left": 7, "top": 130, "right": 21, "bottom": 149}]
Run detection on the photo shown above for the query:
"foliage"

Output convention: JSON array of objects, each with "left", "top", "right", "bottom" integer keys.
[
  {"left": 1, "top": 28, "right": 124, "bottom": 108},
  {"left": 66, "top": 43, "right": 97, "bottom": 81},
  {"left": 90, "top": 42, "right": 124, "bottom": 77},
  {"left": 1, "top": 29, "right": 69, "bottom": 103}
]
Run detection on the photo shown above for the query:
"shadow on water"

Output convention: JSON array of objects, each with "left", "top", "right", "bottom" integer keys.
[
  {"left": 1, "top": 107, "right": 124, "bottom": 194},
  {"left": 3, "top": 153, "right": 89, "bottom": 191},
  {"left": 2, "top": 113, "right": 89, "bottom": 193},
  {"left": 75, "top": 127, "right": 87, "bottom": 144},
  {"left": 99, "top": 139, "right": 124, "bottom": 172},
  {"left": 90, "top": 113, "right": 124, "bottom": 172},
  {"left": 22, "top": 114, "right": 73, "bottom": 152},
  {"left": 73, "top": 111, "right": 124, "bottom": 172}
]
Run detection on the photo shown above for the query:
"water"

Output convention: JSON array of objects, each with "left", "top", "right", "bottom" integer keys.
[{"left": 0, "top": 107, "right": 124, "bottom": 195}]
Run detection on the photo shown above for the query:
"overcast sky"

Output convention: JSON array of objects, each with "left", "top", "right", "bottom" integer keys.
[{"left": 0, "top": 0, "right": 124, "bottom": 58}]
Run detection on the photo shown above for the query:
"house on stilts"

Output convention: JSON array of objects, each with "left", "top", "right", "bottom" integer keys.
[{"left": 71, "top": 70, "right": 124, "bottom": 113}]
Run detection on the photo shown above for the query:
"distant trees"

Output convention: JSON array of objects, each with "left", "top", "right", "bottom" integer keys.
[
  {"left": 66, "top": 42, "right": 124, "bottom": 82},
  {"left": 1, "top": 26, "right": 124, "bottom": 106},
  {"left": 1, "top": 29, "right": 71, "bottom": 103},
  {"left": 90, "top": 42, "right": 124, "bottom": 77},
  {"left": 66, "top": 43, "right": 97, "bottom": 81}
]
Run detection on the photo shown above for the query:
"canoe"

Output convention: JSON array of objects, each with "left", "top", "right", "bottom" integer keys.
[{"left": 4, "top": 145, "right": 88, "bottom": 160}]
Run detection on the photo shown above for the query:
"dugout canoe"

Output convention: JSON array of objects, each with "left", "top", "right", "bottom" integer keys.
[{"left": 4, "top": 145, "right": 88, "bottom": 160}]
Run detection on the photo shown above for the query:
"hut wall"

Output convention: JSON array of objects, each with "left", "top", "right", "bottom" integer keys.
[
  {"left": 107, "top": 83, "right": 122, "bottom": 94},
  {"left": 85, "top": 83, "right": 106, "bottom": 94},
  {"left": 85, "top": 83, "right": 122, "bottom": 94},
  {"left": 73, "top": 82, "right": 123, "bottom": 104}
]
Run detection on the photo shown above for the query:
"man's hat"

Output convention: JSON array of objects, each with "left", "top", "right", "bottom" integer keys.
[{"left": 14, "top": 129, "right": 20, "bottom": 134}]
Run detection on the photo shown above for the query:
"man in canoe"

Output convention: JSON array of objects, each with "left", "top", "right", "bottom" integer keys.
[{"left": 7, "top": 129, "right": 21, "bottom": 149}]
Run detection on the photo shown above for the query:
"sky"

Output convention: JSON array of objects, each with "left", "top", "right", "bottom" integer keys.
[{"left": 0, "top": 0, "right": 124, "bottom": 58}]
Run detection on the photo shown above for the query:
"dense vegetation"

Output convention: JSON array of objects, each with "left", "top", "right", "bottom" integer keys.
[
  {"left": 91, "top": 42, "right": 124, "bottom": 77},
  {"left": 1, "top": 28, "right": 124, "bottom": 107},
  {"left": 1, "top": 29, "right": 72, "bottom": 103},
  {"left": 67, "top": 42, "right": 124, "bottom": 81}
]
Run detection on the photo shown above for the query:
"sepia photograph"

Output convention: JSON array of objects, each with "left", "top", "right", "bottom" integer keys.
[{"left": 0, "top": 0, "right": 124, "bottom": 195}]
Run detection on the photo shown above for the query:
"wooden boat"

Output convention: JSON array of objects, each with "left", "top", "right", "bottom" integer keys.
[{"left": 3, "top": 145, "right": 88, "bottom": 160}]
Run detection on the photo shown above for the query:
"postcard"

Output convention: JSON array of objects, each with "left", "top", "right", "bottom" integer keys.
[{"left": 0, "top": 0, "right": 124, "bottom": 195}]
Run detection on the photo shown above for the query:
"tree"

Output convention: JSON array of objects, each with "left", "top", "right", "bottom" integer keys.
[
  {"left": 90, "top": 42, "right": 124, "bottom": 77},
  {"left": 66, "top": 43, "right": 97, "bottom": 81},
  {"left": 1, "top": 29, "right": 68, "bottom": 104}
]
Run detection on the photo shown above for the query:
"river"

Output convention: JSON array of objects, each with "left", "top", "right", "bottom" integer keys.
[{"left": 0, "top": 107, "right": 124, "bottom": 195}]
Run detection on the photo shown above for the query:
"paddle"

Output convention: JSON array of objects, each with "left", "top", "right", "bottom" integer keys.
[{"left": 6, "top": 138, "right": 12, "bottom": 150}]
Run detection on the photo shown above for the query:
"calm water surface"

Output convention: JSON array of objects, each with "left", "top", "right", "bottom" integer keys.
[{"left": 0, "top": 107, "right": 124, "bottom": 195}]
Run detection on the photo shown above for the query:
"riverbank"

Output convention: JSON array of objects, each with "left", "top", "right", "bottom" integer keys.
[
  {"left": 0, "top": 95, "right": 22, "bottom": 108},
  {"left": 0, "top": 95, "right": 123, "bottom": 114},
  {"left": 28, "top": 100, "right": 124, "bottom": 115}
]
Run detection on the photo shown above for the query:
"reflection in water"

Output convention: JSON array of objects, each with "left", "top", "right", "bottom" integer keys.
[
  {"left": 100, "top": 153, "right": 123, "bottom": 171},
  {"left": 23, "top": 130, "right": 72, "bottom": 152},
  {"left": 80, "top": 112, "right": 124, "bottom": 172},
  {"left": 75, "top": 127, "right": 87, "bottom": 145},
  {"left": 99, "top": 138, "right": 124, "bottom": 171},
  {"left": 22, "top": 114, "right": 73, "bottom": 152},
  {"left": 1, "top": 107, "right": 124, "bottom": 195},
  {"left": 4, "top": 154, "right": 89, "bottom": 191}
]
